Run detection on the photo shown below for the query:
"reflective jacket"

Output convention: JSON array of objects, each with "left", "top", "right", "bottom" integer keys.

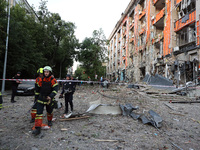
[{"left": 35, "top": 76, "right": 58, "bottom": 104}]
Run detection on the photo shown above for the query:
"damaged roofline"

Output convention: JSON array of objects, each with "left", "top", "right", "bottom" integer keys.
[{"left": 108, "top": 0, "right": 137, "bottom": 40}]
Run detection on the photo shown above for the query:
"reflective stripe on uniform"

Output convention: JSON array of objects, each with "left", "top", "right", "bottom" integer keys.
[
  {"left": 37, "top": 100, "right": 48, "bottom": 104},
  {"left": 52, "top": 83, "right": 58, "bottom": 87},
  {"left": 52, "top": 90, "right": 57, "bottom": 94},
  {"left": 31, "top": 109, "right": 37, "bottom": 113},
  {"left": 35, "top": 114, "right": 43, "bottom": 119},
  {"left": 35, "top": 92, "right": 40, "bottom": 95},
  {"left": 0, "top": 104, "right": 2, "bottom": 109},
  {"left": 37, "top": 82, "right": 41, "bottom": 87}
]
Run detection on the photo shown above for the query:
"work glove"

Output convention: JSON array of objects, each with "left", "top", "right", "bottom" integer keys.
[{"left": 46, "top": 96, "right": 52, "bottom": 105}]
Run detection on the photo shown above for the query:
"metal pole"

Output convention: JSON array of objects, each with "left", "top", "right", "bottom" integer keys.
[{"left": 1, "top": 0, "right": 11, "bottom": 93}]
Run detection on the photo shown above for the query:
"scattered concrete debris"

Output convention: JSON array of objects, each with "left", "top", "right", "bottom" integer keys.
[
  {"left": 163, "top": 103, "right": 174, "bottom": 110},
  {"left": 191, "top": 118, "right": 200, "bottom": 124},
  {"left": 169, "top": 100, "right": 200, "bottom": 104},
  {"left": 143, "top": 74, "right": 173, "bottom": 86},
  {"left": 120, "top": 103, "right": 139, "bottom": 116},
  {"left": 63, "top": 113, "right": 72, "bottom": 118},
  {"left": 59, "top": 116, "right": 90, "bottom": 121},
  {"left": 120, "top": 104, "right": 162, "bottom": 128},
  {"left": 87, "top": 104, "right": 122, "bottom": 115},
  {"left": 95, "top": 139, "right": 125, "bottom": 142},
  {"left": 60, "top": 128, "right": 69, "bottom": 131},
  {"left": 148, "top": 110, "right": 162, "bottom": 128},
  {"left": 127, "top": 84, "right": 139, "bottom": 89},
  {"left": 168, "top": 112, "right": 185, "bottom": 116}
]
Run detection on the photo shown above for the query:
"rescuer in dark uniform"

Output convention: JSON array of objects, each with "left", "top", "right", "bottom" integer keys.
[
  {"left": 32, "top": 66, "right": 58, "bottom": 136},
  {"left": 30, "top": 68, "right": 44, "bottom": 123},
  {"left": 60, "top": 74, "right": 75, "bottom": 117},
  {"left": 0, "top": 92, "right": 3, "bottom": 110},
  {"left": 11, "top": 72, "right": 22, "bottom": 103}
]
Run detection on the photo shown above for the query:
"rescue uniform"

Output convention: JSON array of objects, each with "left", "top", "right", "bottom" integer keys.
[
  {"left": 30, "top": 76, "right": 41, "bottom": 122},
  {"left": 61, "top": 80, "right": 75, "bottom": 114},
  {"left": 0, "top": 92, "right": 3, "bottom": 110},
  {"left": 34, "top": 76, "right": 58, "bottom": 128}
]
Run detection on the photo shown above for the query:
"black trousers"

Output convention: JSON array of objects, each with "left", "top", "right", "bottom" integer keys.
[
  {"left": 11, "top": 86, "right": 17, "bottom": 101},
  {"left": 32, "top": 102, "right": 37, "bottom": 109},
  {"left": 64, "top": 93, "right": 73, "bottom": 113},
  {"left": 36, "top": 102, "right": 54, "bottom": 115}
]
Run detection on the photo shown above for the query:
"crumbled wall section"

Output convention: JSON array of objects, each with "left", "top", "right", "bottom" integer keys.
[
  {"left": 163, "top": 0, "right": 171, "bottom": 56},
  {"left": 146, "top": 0, "right": 151, "bottom": 45}
]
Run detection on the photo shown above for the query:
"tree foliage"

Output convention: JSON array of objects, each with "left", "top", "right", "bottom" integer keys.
[
  {"left": 0, "top": 0, "right": 78, "bottom": 83},
  {"left": 77, "top": 29, "right": 107, "bottom": 80}
]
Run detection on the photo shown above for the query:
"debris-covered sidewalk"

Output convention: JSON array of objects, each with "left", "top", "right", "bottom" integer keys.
[{"left": 0, "top": 84, "right": 200, "bottom": 149}]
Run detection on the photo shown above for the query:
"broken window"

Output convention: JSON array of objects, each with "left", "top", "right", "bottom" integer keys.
[
  {"left": 177, "top": 0, "right": 196, "bottom": 19},
  {"left": 177, "top": 24, "right": 196, "bottom": 46}
]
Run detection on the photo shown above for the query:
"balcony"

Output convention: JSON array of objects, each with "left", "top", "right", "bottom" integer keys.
[
  {"left": 130, "top": 37, "right": 134, "bottom": 43},
  {"left": 175, "top": 0, "right": 182, "bottom": 5},
  {"left": 153, "top": 0, "right": 165, "bottom": 9},
  {"left": 123, "top": 31, "right": 127, "bottom": 37},
  {"left": 139, "top": 9, "right": 146, "bottom": 20},
  {"left": 196, "top": 20, "right": 199, "bottom": 45},
  {"left": 138, "top": 45, "right": 145, "bottom": 51},
  {"left": 118, "top": 49, "right": 120, "bottom": 53},
  {"left": 118, "top": 60, "right": 120, "bottom": 64},
  {"left": 152, "top": 8, "right": 165, "bottom": 27},
  {"left": 129, "top": 22, "right": 134, "bottom": 30},
  {"left": 152, "top": 31, "right": 164, "bottom": 44},
  {"left": 174, "top": 10, "right": 196, "bottom": 32},
  {"left": 123, "top": 45, "right": 126, "bottom": 49},
  {"left": 139, "top": 27, "right": 145, "bottom": 35}
]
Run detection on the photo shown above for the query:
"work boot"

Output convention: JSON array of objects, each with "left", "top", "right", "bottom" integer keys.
[
  {"left": 32, "top": 127, "right": 41, "bottom": 136},
  {"left": 48, "top": 120, "right": 52, "bottom": 126},
  {"left": 30, "top": 118, "right": 35, "bottom": 123},
  {"left": 11, "top": 100, "right": 16, "bottom": 103}
]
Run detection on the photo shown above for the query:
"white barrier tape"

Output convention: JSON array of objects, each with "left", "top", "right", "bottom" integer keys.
[
  {"left": 0, "top": 79, "right": 199, "bottom": 89},
  {"left": 0, "top": 79, "right": 35, "bottom": 81}
]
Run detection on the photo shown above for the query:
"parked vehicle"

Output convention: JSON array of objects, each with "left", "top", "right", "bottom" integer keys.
[{"left": 17, "top": 81, "right": 35, "bottom": 96}]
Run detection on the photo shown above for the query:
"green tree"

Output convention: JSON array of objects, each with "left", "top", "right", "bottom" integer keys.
[
  {"left": 7, "top": 4, "right": 45, "bottom": 78},
  {"left": 0, "top": 0, "right": 8, "bottom": 78},
  {"left": 0, "top": 0, "right": 78, "bottom": 84},
  {"left": 36, "top": 0, "right": 78, "bottom": 77},
  {"left": 78, "top": 29, "right": 107, "bottom": 80}
]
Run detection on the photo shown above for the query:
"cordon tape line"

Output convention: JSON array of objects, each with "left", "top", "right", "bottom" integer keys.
[{"left": 0, "top": 78, "right": 199, "bottom": 89}]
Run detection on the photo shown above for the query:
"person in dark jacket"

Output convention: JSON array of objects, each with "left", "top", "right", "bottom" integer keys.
[
  {"left": 11, "top": 72, "right": 22, "bottom": 103},
  {"left": 60, "top": 74, "right": 75, "bottom": 117},
  {"left": 32, "top": 66, "right": 58, "bottom": 136}
]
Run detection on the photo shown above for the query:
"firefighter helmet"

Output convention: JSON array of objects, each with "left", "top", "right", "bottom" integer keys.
[
  {"left": 37, "top": 68, "right": 43, "bottom": 74},
  {"left": 43, "top": 66, "right": 52, "bottom": 72}
]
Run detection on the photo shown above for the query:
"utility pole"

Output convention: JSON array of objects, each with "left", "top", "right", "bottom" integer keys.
[{"left": 2, "top": 0, "right": 11, "bottom": 93}]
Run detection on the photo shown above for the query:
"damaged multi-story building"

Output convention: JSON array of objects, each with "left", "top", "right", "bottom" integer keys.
[{"left": 107, "top": 0, "right": 200, "bottom": 85}]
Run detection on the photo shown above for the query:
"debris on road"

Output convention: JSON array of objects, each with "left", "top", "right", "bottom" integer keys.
[
  {"left": 87, "top": 104, "right": 122, "bottom": 115},
  {"left": 169, "top": 100, "right": 200, "bottom": 104},
  {"left": 59, "top": 115, "right": 90, "bottom": 121}
]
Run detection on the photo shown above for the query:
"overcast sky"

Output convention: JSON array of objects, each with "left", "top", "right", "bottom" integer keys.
[
  {"left": 27, "top": 0, "right": 131, "bottom": 71},
  {"left": 27, "top": 0, "right": 131, "bottom": 42}
]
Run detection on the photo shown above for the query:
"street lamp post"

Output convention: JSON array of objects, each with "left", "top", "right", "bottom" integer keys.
[{"left": 2, "top": 0, "right": 11, "bottom": 93}]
